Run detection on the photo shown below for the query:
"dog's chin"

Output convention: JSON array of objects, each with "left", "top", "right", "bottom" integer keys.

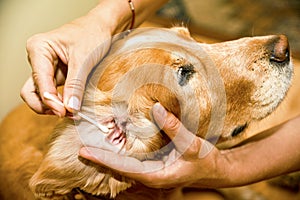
[
  {"left": 125, "top": 137, "right": 170, "bottom": 161},
  {"left": 122, "top": 120, "right": 170, "bottom": 160}
]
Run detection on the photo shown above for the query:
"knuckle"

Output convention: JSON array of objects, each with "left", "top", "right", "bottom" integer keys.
[
  {"left": 26, "top": 34, "right": 45, "bottom": 51},
  {"left": 20, "top": 91, "right": 26, "bottom": 102},
  {"left": 26, "top": 34, "right": 55, "bottom": 63},
  {"left": 65, "top": 78, "right": 85, "bottom": 93},
  {"left": 165, "top": 114, "right": 181, "bottom": 133},
  {"left": 20, "top": 86, "right": 28, "bottom": 101},
  {"left": 185, "top": 138, "right": 201, "bottom": 157}
]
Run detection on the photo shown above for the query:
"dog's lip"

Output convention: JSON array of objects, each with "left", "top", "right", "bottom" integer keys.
[
  {"left": 103, "top": 128, "right": 127, "bottom": 154},
  {"left": 105, "top": 127, "right": 127, "bottom": 145}
]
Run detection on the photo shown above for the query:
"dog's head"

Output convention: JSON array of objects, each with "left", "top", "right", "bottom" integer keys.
[{"left": 81, "top": 27, "right": 293, "bottom": 159}]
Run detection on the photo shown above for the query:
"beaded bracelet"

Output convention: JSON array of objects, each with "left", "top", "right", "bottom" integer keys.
[{"left": 128, "top": 0, "right": 135, "bottom": 30}]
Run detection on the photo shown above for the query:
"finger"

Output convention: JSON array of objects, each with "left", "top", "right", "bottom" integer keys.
[
  {"left": 63, "top": 40, "right": 111, "bottom": 113},
  {"left": 62, "top": 54, "right": 94, "bottom": 113},
  {"left": 54, "top": 60, "right": 68, "bottom": 86},
  {"left": 26, "top": 35, "right": 66, "bottom": 116},
  {"left": 79, "top": 147, "right": 164, "bottom": 174},
  {"left": 152, "top": 103, "right": 197, "bottom": 154},
  {"left": 20, "top": 77, "right": 50, "bottom": 114},
  {"left": 80, "top": 147, "right": 185, "bottom": 188},
  {"left": 152, "top": 103, "right": 215, "bottom": 158}
]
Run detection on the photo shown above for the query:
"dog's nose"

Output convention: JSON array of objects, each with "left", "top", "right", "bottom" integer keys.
[{"left": 269, "top": 35, "right": 290, "bottom": 64}]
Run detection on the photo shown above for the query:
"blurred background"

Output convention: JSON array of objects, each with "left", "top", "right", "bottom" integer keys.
[
  {"left": 157, "top": 0, "right": 300, "bottom": 58},
  {"left": 1, "top": 0, "right": 300, "bottom": 120},
  {"left": 0, "top": 0, "right": 99, "bottom": 120}
]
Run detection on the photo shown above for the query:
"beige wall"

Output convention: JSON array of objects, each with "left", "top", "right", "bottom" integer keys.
[{"left": 0, "top": 0, "right": 99, "bottom": 120}]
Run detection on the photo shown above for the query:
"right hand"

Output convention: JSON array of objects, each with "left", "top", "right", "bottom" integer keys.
[{"left": 20, "top": 12, "right": 113, "bottom": 117}]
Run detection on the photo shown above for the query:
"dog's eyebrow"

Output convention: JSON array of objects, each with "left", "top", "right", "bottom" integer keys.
[{"left": 177, "top": 64, "right": 195, "bottom": 86}]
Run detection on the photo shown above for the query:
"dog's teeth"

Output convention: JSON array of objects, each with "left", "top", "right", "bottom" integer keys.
[
  {"left": 102, "top": 117, "right": 116, "bottom": 129},
  {"left": 104, "top": 135, "right": 126, "bottom": 154},
  {"left": 112, "top": 137, "right": 121, "bottom": 145},
  {"left": 105, "top": 127, "right": 126, "bottom": 148},
  {"left": 106, "top": 122, "right": 115, "bottom": 129}
]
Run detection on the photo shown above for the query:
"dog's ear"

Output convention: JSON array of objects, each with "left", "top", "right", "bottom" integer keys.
[{"left": 170, "top": 27, "right": 193, "bottom": 40}]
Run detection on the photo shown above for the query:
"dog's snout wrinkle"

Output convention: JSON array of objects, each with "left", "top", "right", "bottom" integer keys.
[{"left": 269, "top": 35, "right": 290, "bottom": 64}]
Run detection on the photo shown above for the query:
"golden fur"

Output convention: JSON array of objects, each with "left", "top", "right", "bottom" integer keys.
[{"left": 0, "top": 27, "right": 293, "bottom": 199}]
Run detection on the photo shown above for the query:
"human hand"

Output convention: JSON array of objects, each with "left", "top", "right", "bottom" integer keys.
[
  {"left": 79, "top": 103, "right": 228, "bottom": 189},
  {"left": 20, "top": 0, "right": 171, "bottom": 117},
  {"left": 20, "top": 6, "right": 113, "bottom": 117}
]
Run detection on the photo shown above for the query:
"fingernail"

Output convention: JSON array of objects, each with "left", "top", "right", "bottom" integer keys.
[
  {"left": 152, "top": 103, "right": 167, "bottom": 127},
  {"left": 67, "top": 96, "right": 81, "bottom": 111}
]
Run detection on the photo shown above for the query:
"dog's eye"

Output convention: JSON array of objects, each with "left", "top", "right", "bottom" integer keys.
[
  {"left": 177, "top": 64, "right": 195, "bottom": 86},
  {"left": 231, "top": 123, "right": 247, "bottom": 137}
]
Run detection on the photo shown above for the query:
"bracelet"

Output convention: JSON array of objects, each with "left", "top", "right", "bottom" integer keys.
[{"left": 128, "top": 0, "right": 135, "bottom": 30}]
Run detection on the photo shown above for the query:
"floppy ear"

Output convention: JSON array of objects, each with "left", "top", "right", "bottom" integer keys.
[{"left": 170, "top": 27, "right": 193, "bottom": 39}]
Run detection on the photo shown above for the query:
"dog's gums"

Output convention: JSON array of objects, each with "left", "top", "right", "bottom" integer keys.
[{"left": 105, "top": 118, "right": 127, "bottom": 147}]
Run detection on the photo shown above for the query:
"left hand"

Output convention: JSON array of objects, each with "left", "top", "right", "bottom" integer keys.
[{"left": 79, "top": 103, "right": 228, "bottom": 189}]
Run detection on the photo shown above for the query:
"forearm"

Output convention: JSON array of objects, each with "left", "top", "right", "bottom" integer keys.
[
  {"left": 220, "top": 115, "right": 300, "bottom": 187},
  {"left": 79, "top": 104, "right": 300, "bottom": 190},
  {"left": 88, "top": 0, "right": 169, "bottom": 35}
]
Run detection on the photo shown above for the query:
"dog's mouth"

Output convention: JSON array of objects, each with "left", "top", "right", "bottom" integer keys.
[
  {"left": 97, "top": 113, "right": 169, "bottom": 160},
  {"left": 100, "top": 117, "right": 127, "bottom": 153},
  {"left": 105, "top": 121, "right": 127, "bottom": 146}
]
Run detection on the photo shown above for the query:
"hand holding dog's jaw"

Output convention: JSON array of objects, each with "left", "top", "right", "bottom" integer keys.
[{"left": 79, "top": 103, "right": 224, "bottom": 188}]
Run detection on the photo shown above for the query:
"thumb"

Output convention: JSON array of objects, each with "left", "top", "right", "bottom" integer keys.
[
  {"left": 63, "top": 75, "right": 86, "bottom": 113},
  {"left": 152, "top": 103, "right": 196, "bottom": 153},
  {"left": 63, "top": 58, "right": 93, "bottom": 113},
  {"left": 63, "top": 41, "right": 111, "bottom": 113}
]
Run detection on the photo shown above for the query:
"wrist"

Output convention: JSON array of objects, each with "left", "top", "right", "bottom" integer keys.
[
  {"left": 190, "top": 149, "right": 233, "bottom": 188},
  {"left": 216, "top": 150, "right": 236, "bottom": 187},
  {"left": 88, "top": 0, "right": 133, "bottom": 35},
  {"left": 218, "top": 146, "right": 260, "bottom": 187},
  {"left": 209, "top": 150, "right": 233, "bottom": 187},
  {"left": 87, "top": 0, "right": 169, "bottom": 35}
]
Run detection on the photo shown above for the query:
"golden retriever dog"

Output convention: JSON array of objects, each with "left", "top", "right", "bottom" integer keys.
[{"left": 0, "top": 27, "right": 293, "bottom": 200}]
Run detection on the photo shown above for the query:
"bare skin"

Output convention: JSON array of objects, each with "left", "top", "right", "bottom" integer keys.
[
  {"left": 80, "top": 103, "right": 300, "bottom": 189},
  {"left": 20, "top": 0, "right": 168, "bottom": 117}
]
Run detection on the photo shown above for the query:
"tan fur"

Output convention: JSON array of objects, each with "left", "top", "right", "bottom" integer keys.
[{"left": 0, "top": 27, "right": 293, "bottom": 199}]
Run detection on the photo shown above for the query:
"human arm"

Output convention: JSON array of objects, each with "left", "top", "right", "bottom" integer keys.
[
  {"left": 21, "top": 0, "right": 168, "bottom": 116},
  {"left": 215, "top": 115, "right": 300, "bottom": 187},
  {"left": 79, "top": 103, "right": 300, "bottom": 188}
]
